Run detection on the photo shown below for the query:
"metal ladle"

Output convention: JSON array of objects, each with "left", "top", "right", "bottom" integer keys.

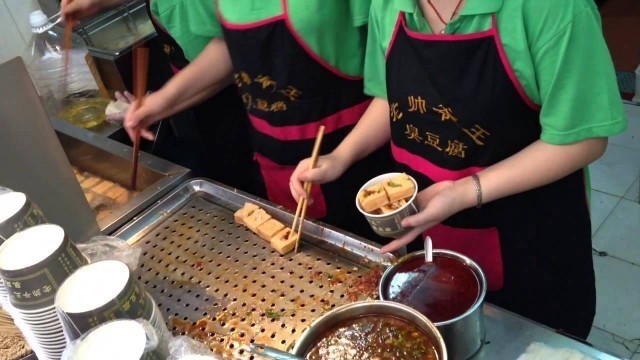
[{"left": 424, "top": 235, "right": 433, "bottom": 263}]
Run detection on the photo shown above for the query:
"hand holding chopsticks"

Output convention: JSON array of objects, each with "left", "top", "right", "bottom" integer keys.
[{"left": 291, "top": 126, "right": 325, "bottom": 253}]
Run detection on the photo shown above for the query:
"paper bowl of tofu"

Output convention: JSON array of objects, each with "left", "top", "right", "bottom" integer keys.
[{"left": 356, "top": 173, "right": 419, "bottom": 238}]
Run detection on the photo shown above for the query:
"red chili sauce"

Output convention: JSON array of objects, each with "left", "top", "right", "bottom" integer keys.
[{"left": 385, "top": 256, "right": 480, "bottom": 323}]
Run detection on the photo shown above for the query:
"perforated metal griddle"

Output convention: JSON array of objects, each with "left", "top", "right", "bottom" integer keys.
[{"left": 114, "top": 179, "right": 395, "bottom": 359}]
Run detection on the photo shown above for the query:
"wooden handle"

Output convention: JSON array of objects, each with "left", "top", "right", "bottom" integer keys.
[{"left": 84, "top": 52, "right": 110, "bottom": 99}]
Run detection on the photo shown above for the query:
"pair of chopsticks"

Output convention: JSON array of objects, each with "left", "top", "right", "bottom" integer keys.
[
  {"left": 130, "top": 47, "right": 150, "bottom": 190},
  {"left": 291, "top": 125, "right": 325, "bottom": 253}
]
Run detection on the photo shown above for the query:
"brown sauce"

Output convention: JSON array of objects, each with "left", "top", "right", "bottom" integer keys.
[
  {"left": 385, "top": 256, "right": 479, "bottom": 323},
  {"left": 305, "top": 315, "right": 438, "bottom": 360}
]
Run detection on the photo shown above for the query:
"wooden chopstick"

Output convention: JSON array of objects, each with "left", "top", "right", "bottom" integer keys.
[
  {"left": 293, "top": 126, "right": 325, "bottom": 253},
  {"left": 62, "top": 1, "right": 74, "bottom": 101},
  {"left": 130, "top": 47, "right": 149, "bottom": 191}
]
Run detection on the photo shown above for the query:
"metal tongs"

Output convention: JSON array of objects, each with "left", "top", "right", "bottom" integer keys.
[{"left": 249, "top": 343, "right": 304, "bottom": 360}]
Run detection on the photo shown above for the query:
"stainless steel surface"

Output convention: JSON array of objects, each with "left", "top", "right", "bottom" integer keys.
[
  {"left": 476, "top": 304, "right": 621, "bottom": 360},
  {"left": 113, "top": 179, "right": 395, "bottom": 359},
  {"left": 83, "top": 2, "right": 155, "bottom": 57},
  {"left": 0, "top": 57, "right": 101, "bottom": 243},
  {"left": 380, "top": 250, "right": 487, "bottom": 360},
  {"left": 291, "top": 300, "right": 448, "bottom": 359},
  {"left": 51, "top": 118, "right": 191, "bottom": 235},
  {"left": 250, "top": 343, "right": 304, "bottom": 360}
]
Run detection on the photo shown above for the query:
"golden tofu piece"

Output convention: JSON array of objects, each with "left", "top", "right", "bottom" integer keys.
[
  {"left": 257, "top": 219, "right": 285, "bottom": 242},
  {"left": 92, "top": 181, "right": 115, "bottom": 195},
  {"left": 115, "top": 192, "right": 132, "bottom": 205},
  {"left": 234, "top": 202, "right": 260, "bottom": 225},
  {"left": 380, "top": 199, "right": 407, "bottom": 214},
  {"left": 358, "top": 184, "right": 389, "bottom": 213},
  {"left": 244, "top": 209, "right": 271, "bottom": 233},
  {"left": 271, "top": 228, "right": 299, "bottom": 255},
  {"left": 383, "top": 174, "right": 415, "bottom": 203},
  {"left": 81, "top": 177, "right": 100, "bottom": 190},
  {"left": 105, "top": 186, "right": 127, "bottom": 200}
]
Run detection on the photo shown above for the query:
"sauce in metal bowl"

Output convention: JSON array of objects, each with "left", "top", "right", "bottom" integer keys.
[
  {"left": 384, "top": 256, "right": 480, "bottom": 323},
  {"left": 305, "top": 315, "right": 438, "bottom": 360}
]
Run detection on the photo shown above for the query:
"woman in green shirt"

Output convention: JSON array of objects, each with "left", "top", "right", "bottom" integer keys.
[
  {"left": 291, "top": 0, "right": 627, "bottom": 339},
  {"left": 125, "top": 0, "right": 392, "bottom": 241}
]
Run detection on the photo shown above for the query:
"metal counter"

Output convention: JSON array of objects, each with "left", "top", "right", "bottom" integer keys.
[
  {"left": 52, "top": 118, "right": 191, "bottom": 235},
  {"left": 113, "top": 179, "right": 623, "bottom": 360}
]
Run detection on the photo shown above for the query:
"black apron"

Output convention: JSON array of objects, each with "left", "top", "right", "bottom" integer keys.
[
  {"left": 144, "top": 0, "right": 259, "bottom": 195},
  {"left": 386, "top": 12, "right": 595, "bottom": 339},
  {"left": 218, "top": 0, "right": 392, "bottom": 241}
]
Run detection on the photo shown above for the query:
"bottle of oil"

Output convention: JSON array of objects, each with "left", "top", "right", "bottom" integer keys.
[{"left": 23, "top": 10, "right": 107, "bottom": 128}]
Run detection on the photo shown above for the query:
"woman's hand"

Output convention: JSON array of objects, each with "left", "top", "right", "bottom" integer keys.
[
  {"left": 289, "top": 152, "right": 350, "bottom": 203},
  {"left": 123, "top": 91, "right": 167, "bottom": 141},
  {"left": 61, "top": 0, "right": 124, "bottom": 23},
  {"left": 380, "top": 178, "right": 474, "bottom": 253}
]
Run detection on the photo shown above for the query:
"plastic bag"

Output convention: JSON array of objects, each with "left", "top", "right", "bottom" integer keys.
[
  {"left": 61, "top": 319, "right": 166, "bottom": 360},
  {"left": 167, "top": 335, "right": 224, "bottom": 360},
  {"left": 76, "top": 236, "right": 142, "bottom": 272}
]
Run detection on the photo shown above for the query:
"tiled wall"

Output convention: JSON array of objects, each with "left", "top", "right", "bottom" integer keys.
[{"left": 0, "top": 0, "right": 42, "bottom": 65}]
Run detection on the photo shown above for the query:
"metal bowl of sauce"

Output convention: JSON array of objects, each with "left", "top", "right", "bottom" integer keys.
[
  {"left": 291, "top": 300, "right": 447, "bottom": 360},
  {"left": 379, "top": 250, "right": 487, "bottom": 360}
]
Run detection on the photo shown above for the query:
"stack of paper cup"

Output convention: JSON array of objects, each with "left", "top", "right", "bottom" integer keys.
[
  {"left": 55, "top": 260, "right": 168, "bottom": 343},
  {"left": 0, "top": 192, "right": 48, "bottom": 307},
  {"left": 0, "top": 224, "right": 87, "bottom": 360}
]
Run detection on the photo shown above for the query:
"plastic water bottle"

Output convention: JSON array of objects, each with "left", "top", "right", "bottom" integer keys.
[{"left": 22, "top": 10, "right": 103, "bottom": 127}]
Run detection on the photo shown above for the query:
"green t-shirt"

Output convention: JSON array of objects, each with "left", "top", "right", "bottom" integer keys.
[
  {"left": 149, "top": 0, "right": 218, "bottom": 62},
  {"left": 365, "top": 0, "right": 627, "bottom": 144},
  {"left": 152, "top": 0, "right": 372, "bottom": 77}
]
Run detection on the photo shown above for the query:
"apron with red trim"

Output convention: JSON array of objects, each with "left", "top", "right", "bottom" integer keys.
[
  {"left": 386, "top": 13, "right": 595, "bottom": 338},
  {"left": 218, "top": 1, "right": 392, "bottom": 240}
]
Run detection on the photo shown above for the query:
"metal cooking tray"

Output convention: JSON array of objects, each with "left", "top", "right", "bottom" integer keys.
[{"left": 113, "top": 179, "right": 396, "bottom": 359}]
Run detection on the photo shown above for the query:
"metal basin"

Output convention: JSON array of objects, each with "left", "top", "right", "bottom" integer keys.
[
  {"left": 379, "top": 250, "right": 487, "bottom": 360},
  {"left": 291, "top": 300, "right": 447, "bottom": 359}
]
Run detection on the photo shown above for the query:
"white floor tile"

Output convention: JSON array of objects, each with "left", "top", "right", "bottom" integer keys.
[
  {"left": 593, "top": 255, "right": 640, "bottom": 340},
  {"left": 0, "top": 1, "right": 27, "bottom": 65},
  {"left": 610, "top": 104, "right": 640, "bottom": 151},
  {"left": 591, "top": 191, "right": 621, "bottom": 235},
  {"left": 593, "top": 199, "right": 640, "bottom": 265},
  {"left": 587, "top": 326, "right": 639, "bottom": 359},
  {"left": 590, "top": 144, "right": 640, "bottom": 197},
  {"left": 625, "top": 177, "right": 640, "bottom": 202}
]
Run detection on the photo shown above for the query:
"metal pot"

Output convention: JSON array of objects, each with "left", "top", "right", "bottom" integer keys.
[
  {"left": 379, "top": 250, "right": 487, "bottom": 360},
  {"left": 291, "top": 300, "right": 447, "bottom": 359}
]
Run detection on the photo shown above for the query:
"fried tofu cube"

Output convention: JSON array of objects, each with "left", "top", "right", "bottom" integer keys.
[
  {"left": 234, "top": 202, "right": 260, "bottom": 225},
  {"left": 92, "top": 181, "right": 115, "bottom": 195},
  {"left": 380, "top": 199, "right": 407, "bottom": 214},
  {"left": 383, "top": 174, "right": 415, "bottom": 202},
  {"left": 271, "top": 228, "right": 299, "bottom": 255},
  {"left": 257, "top": 219, "right": 285, "bottom": 242},
  {"left": 105, "top": 186, "right": 127, "bottom": 200},
  {"left": 358, "top": 184, "right": 389, "bottom": 213},
  {"left": 244, "top": 208, "right": 271, "bottom": 233},
  {"left": 81, "top": 177, "right": 100, "bottom": 190}
]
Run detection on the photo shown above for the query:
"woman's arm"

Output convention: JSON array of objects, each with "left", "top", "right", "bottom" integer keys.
[
  {"left": 380, "top": 137, "right": 608, "bottom": 253},
  {"left": 289, "top": 97, "right": 392, "bottom": 201},
  {"left": 124, "top": 38, "right": 234, "bottom": 140}
]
